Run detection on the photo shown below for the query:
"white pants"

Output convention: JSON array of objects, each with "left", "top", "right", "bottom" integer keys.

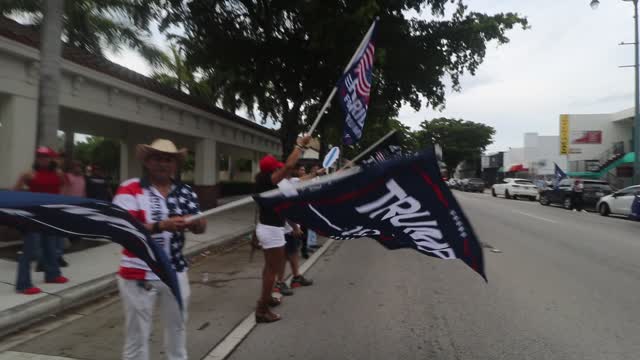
[
  {"left": 118, "top": 271, "right": 191, "bottom": 360},
  {"left": 256, "top": 223, "right": 286, "bottom": 249}
]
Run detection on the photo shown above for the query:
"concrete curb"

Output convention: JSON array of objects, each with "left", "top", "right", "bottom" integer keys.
[{"left": 0, "top": 226, "right": 255, "bottom": 339}]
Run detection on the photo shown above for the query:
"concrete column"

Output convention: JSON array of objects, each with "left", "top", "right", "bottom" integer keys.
[
  {"left": 0, "top": 95, "right": 38, "bottom": 189},
  {"left": 228, "top": 154, "right": 234, "bottom": 182},
  {"left": 64, "top": 131, "right": 74, "bottom": 166},
  {"left": 194, "top": 138, "right": 217, "bottom": 186},
  {"left": 119, "top": 129, "right": 142, "bottom": 181},
  {"left": 119, "top": 140, "right": 129, "bottom": 181},
  {"left": 251, "top": 151, "right": 260, "bottom": 180}
]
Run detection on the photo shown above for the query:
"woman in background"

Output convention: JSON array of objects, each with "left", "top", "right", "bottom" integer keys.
[{"left": 13, "top": 147, "right": 69, "bottom": 295}]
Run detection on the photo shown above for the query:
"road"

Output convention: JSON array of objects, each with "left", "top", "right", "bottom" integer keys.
[
  {"left": 229, "top": 191, "right": 640, "bottom": 360},
  {"left": 3, "top": 190, "right": 640, "bottom": 359}
]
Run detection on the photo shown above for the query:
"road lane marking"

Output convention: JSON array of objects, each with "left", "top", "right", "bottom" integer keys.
[
  {"left": 511, "top": 210, "right": 558, "bottom": 224},
  {"left": 202, "top": 238, "right": 335, "bottom": 360}
]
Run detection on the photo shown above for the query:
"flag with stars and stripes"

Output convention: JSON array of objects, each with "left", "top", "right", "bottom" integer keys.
[{"left": 337, "top": 21, "right": 378, "bottom": 146}]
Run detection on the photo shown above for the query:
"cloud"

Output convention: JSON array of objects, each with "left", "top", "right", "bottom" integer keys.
[{"left": 104, "top": 1, "right": 637, "bottom": 153}]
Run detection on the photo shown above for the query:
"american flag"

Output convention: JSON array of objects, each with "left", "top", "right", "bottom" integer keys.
[
  {"left": 337, "top": 20, "right": 378, "bottom": 146},
  {"left": 355, "top": 42, "right": 376, "bottom": 103}
]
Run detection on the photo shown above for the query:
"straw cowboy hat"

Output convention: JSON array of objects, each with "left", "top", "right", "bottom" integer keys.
[{"left": 136, "top": 139, "right": 188, "bottom": 163}]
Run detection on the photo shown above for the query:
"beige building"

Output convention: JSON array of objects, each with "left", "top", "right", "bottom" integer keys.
[{"left": 0, "top": 17, "right": 281, "bottom": 207}]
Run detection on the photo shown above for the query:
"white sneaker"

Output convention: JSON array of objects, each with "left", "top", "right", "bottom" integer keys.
[
  {"left": 582, "top": 210, "right": 588, "bottom": 213},
  {"left": 573, "top": 209, "right": 577, "bottom": 212}
]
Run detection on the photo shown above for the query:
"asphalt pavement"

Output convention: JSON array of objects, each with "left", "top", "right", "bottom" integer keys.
[
  {"left": 4, "top": 190, "right": 640, "bottom": 359},
  {"left": 229, "top": 191, "right": 640, "bottom": 360}
]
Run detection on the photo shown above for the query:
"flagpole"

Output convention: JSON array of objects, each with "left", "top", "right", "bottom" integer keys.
[
  {"left": 187, "top": 128, "right": 392, "bottom": 223},
  {"left": 188, "top": 129, "right": 395, "bottom": 222},
  {"left": 307, "top": 18, "right": 378, "bottom": 136},
  {"left": 341, "top": 129, "right": 397, "bottom": 168},
  {"left": 186, "top": 166, "right": 363, "bottom": 222}
]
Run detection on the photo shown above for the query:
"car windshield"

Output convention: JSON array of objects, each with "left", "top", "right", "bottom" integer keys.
[{"left": 515, "top": 180, "right": 534, "bottom": 185}]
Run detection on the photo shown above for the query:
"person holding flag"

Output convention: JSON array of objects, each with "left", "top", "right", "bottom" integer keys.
[
  {"left": 254, "top": 135, "right": 311, "bottom": 323},
  {"left": 113, "top": 139, "right": 207, "bottom": 360},
  {"left": 554, "top": 162, "right": 567, "bottom": 189}
]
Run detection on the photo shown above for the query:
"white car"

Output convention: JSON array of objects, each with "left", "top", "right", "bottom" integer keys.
[
  {"left": 491, "top": 178, "right": 538, "bottom": 201},
  {"left": 596, "top": 185, "right": 640, "bottom": 216}
]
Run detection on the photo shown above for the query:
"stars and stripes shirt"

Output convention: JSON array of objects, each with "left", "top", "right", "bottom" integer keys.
[{"left": 113, "top": 177, "right": 201, "bottom": 280}]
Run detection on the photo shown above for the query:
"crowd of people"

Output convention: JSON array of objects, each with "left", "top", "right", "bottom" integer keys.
[
  {"left": 12, "top": 146, "right": 113, "bottom": 295},
  {"left": 11, "top": 136, "right": 325, "bottom": 359}
]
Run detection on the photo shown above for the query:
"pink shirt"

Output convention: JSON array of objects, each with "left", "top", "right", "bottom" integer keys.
[{"left": 62, "top": 173, "right": 86, "bottom": 197}]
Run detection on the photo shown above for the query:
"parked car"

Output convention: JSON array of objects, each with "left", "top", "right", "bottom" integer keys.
[
  {"left": 462, "top": 178, "right": 485, "bottom": 192},
  {"left": 539, "top": 179, "right": 613, "bottom": 210},
  {"left": 596, "top": 185, "right": 640, "bottom": 216},
  {"left": 491, "top": 178, "right": 538, "bottom": 200},
  {"left": 448, "top": 178, "right": 462, "bottom": 189}
]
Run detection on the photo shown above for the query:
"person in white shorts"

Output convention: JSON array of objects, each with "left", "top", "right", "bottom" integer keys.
[{"left": 253, "top": 135, "right": 311, "bottom": 323}]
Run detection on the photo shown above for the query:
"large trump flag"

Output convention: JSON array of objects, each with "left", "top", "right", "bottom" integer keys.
[{"left": 254, "top": 150, "right": 486, "bottom": 280}]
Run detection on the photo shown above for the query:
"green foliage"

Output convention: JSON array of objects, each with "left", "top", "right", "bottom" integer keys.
[
  {"left": 151, "top": 44, "right": 217, "bottom": 103},
  {"left": 176, "top": 0, "right": 527, "bottom": 153},
  {"left": 0, "top": 0, "right": 175, "bottom": 63},
  {"left": 415, "top": 117, "right": 495, "bottom": 173},
  {"left": 73, "top": 136, "right": 120, "bottom": 176}
]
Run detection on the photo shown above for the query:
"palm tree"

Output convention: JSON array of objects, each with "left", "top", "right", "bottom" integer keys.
[
  {"left": 37, "top": 0, "right": 64, "bottom": 148},
  {"left": 151, "top": 44, "right": 218, "bottom": 103},
  {"left": 0, "top": 0, "right": 167, "bottom": 64}
]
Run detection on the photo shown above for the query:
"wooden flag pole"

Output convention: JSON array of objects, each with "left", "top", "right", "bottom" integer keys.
[
  {"left": 307, "top": 19, "right": 378, "bottom": 136},
  {"left": 188, "top": 19, "right": 380, "bottom": 223},
  {"left": 186, "top": 166, "right": 362, "bottom": 222}
]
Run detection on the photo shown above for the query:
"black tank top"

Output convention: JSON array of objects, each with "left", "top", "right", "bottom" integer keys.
[{"left": 255, "top": 172, "right": 285, "bottom": 227}]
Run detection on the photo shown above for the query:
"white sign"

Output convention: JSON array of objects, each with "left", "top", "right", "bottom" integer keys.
[{"left": 323, "top": 147, "right": 340, "bottom": 168}]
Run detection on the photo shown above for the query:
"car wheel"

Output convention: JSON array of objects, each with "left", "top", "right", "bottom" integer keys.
[
  {"left": 505, "top": 190, "right": 511, "bottom": 199},
  {"left": 491, "top": 188, "right": 497, "bottom": 197},
  {"left": 539, "top": 195, "right": 549, "bottom": 206},
  {"left": 563, "top": 197, "right": 573, "bottom": 210},
  {"left": 599, "top": 203, "right": 610, "bottom": 216}
]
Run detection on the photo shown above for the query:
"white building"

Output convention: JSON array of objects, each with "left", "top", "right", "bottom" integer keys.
[
  {"left": 523, "top": 133, "right": 567, "bottom": 176},
  {"left": 496, "top": 133, "right": 567, "bottom": 178},
  {"left": 560, "top": 108, "right": 633, "bottom": 188},
  {"left": 0, "top": 17, "right": 282, "bottom": 207}
]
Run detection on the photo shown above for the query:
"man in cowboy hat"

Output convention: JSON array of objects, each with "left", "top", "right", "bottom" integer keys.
[{"left": 113, "top": 139, "right": 207, "bottom": 360}]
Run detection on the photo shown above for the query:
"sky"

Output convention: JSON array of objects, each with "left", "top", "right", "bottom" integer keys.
[{"left": 104, "top": 0, "right": 638, "bottom": 153}]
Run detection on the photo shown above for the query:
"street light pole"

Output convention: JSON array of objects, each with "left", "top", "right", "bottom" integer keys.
[
  {"left": 632, "top": 0, "right": 640, "bottom": 185},
  {"left": 591, "top": 0, "right": 640, "bottom": 184}
]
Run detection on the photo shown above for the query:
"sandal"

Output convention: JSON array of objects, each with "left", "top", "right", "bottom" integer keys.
[
  {"left": 268, "top": 296, "right": 282, "bottom": 307},
  {"left": 255, "top": 300, "right": 281, "bottom": 323}
]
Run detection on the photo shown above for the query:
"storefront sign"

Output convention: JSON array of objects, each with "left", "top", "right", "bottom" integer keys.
[
  {"left": 560, "top": 114, "right": 569, "bottom": 155},
  {"left": 571, "top": 131, "right": 602, "bottom": 144}
]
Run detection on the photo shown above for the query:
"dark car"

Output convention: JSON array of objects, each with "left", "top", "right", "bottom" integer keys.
[
  {"left": 539, "top": 179, "right": 613, "bottom": 210},
  {"left": 462, "top": 178, "right": 485, "bottom": 192}
]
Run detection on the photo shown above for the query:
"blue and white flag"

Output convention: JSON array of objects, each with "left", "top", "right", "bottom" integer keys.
[
  {"left": 0, "top": 191, "right": 182, "bottom": 309},
  {"left": 337, "top": 21, "right": 377, "bottom": 146},
  {"left": 554, "top": 163, "right": 567, "bottom": 189},
  {"left": 254, "top": 149, "right": 486, "bottom": 280}
]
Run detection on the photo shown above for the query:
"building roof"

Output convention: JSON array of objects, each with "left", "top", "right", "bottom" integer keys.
[{"left": 0, "top": 16, "right": 277, "bottom": 137}]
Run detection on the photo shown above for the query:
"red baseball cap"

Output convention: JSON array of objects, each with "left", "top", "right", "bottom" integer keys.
[
  {"left": 259, "top": 155, "right": 284, "bottom": 173},
  {"left": 35, "top": 146, "right": 59, "bottom": 158}
]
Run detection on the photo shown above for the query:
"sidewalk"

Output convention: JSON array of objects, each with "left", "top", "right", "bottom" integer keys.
[{"left": 0, "top": 200, "right": 256, "bottom": 338}]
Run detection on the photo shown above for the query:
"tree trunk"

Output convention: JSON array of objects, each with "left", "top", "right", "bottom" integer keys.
[{"left": 37, "top": 0, "right": 65, "bottom": 149}]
